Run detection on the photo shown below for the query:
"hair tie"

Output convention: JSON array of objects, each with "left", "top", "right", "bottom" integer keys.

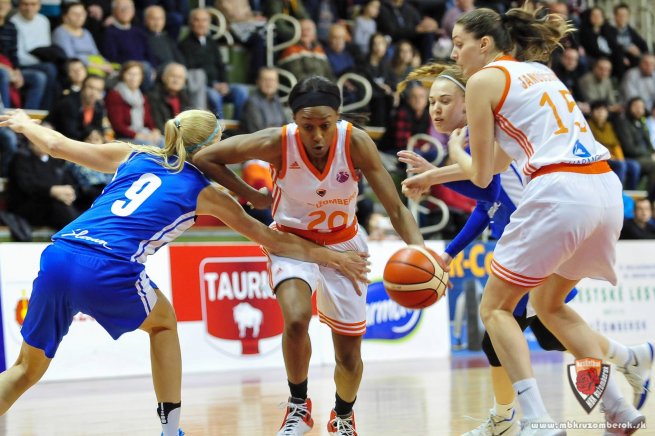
[
  {"left": 185, "top": 120, "right": 221, "bottom": 154},
  {"left": 174, "top": 118, "right": 181, "bottom": 128}
]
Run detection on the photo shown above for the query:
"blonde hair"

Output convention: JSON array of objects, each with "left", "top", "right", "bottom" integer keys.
[
  {"left": 131, "top": 109, "right": 221, "bottom": 172},
  {"left": 397, "top": 63, "right": 467, "bottom": 95}
]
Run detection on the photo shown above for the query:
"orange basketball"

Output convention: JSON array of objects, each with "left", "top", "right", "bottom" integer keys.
[{"left": 383, "top": 245, "right": 448, "bottom": 309}]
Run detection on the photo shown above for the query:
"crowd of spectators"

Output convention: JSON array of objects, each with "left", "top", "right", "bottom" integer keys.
[{"left": 0, "top": 0, "right": 652, "bottom": 241}]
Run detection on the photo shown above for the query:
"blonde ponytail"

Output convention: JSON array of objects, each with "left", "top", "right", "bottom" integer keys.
[
  {"left": 397, "top": 63, "right": 467, "bottom": 94},
  {"left": 131, "top": 109, "right": 220, "bottom": 172}
]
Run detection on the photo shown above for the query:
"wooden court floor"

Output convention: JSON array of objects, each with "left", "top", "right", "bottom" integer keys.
[{"left": 0, "top": 352, "right": 652, "bottom": 435}]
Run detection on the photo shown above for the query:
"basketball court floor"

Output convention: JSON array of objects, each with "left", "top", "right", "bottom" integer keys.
[{"left": 1, "top": 351, "right": 651, "bottom": 435}]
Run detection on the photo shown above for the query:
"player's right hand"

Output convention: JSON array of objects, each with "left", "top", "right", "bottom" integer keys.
[
  {"left": 397, "top": 150, "right": 435, "bottom": 175},
  {"left": 248, "top": 188, "right": 273, "bottom": 210},
  {"left": 0, "top": 109, "right": 37, "bottom": 133},
  {"left": 401, "top": 172, "right": 432, "bottom": 200}
]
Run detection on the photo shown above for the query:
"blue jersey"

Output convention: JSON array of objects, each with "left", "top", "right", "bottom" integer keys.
[{"left": 53, "top": 152, "right": 210, "bottom": 262}]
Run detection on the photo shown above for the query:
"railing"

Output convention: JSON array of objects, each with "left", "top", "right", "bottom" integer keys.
[
  {"left": 337, "top": 73, "right": 373, "bottom": 113},
  {"left": 275, "top": 68, "right": 297, "bottom": 104},
  {"left": 205, "top": 7, "right": 234, "bottom": 45},
  {"left": 265, "top": 14, "right": 300, "bottom": 68},
  {"left": 406, "top": 134, "right": 450, "bottom": 235}
]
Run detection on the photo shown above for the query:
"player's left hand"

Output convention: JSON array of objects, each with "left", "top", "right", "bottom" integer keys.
[
  {"left": 0, "top": 109, "right": 38, "bottom": 133},
  {"left": 332, "top": 250, "right": 370, "bottom": 296},
  {"left": 447, "top": 127, "right": 468, "bottom": 162},
  {"left": 248, "top": 188, "right": 273, "bottom": 210},
  {"left": 397, "top": 150, "right": 435, "bottom": 174}
]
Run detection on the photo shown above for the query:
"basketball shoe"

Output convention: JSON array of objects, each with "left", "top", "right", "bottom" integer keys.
[
  {"left": 517, "top": 416, "right": 566, "bottom": 436},
  {"left": 462, "top": 408, "right": 518, "bottom": 435},
  {"left": 616, "top": 342, "right": 654, "bottom": 410},
  {"left": 276, "top": 397, "right": 314, "bottom": 436},
  {"left": 161, "top": 430, "right": 184, "bottom": 436},
  {"left": 602, "top": 401, "right": 645, "bottom": 435},
  {"left": 327, "top": 409, "right": 357, "bottom": 436}
]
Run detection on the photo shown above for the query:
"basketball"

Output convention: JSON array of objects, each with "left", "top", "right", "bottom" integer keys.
[{"left": 383, "top": 245, "right": 448, "bottom": 309}]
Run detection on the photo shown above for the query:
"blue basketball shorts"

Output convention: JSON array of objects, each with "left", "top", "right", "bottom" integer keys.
[{"left": 21, "top": 242, "right": 159, "bottom": 358}]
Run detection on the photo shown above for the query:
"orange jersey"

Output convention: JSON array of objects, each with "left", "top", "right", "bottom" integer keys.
[
  {"left": 484, "top": 57, "right": 610, "bottom": 177},
  {"left": 271, "top": 121, "right": 359, "bottom": 244}
]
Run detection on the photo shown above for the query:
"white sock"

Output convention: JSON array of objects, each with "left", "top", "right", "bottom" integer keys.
[
  {"left": 160, "top": 403, "right": 181, "bottom": 436},
  {"left": 492, "top": 399, "right": 515, "bottom": 419},
  {"left": 513, "top": 378, "right": 548, "bottom": 420},
  {"left": 601, "top": 376, "right": 625, "bottom": 412},
  {"left": 606, "top": 339, "right": 631, "bottom": 366}
]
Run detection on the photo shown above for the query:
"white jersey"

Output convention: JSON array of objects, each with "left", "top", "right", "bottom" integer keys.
[
  {"left": 484, "top": 58, "right": 610, "bottom": 177},
  {"left": 271, "top": 120, "right": 359, "bottom": 243}
]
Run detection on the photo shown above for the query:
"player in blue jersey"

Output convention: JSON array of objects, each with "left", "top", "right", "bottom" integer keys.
[
  {"left": 0, "top": 109, "right": 369, "bottom": 436},
  {"left": 398, "top": 63, "right": 653, "bottom": 436}
]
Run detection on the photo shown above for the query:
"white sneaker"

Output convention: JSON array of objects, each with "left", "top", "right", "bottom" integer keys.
[
  {"left": 462, "top": 408, "right": 519, "bottom": 436},
  {"left": 276, "top": 397, "right": 314, "bottom": 436},
  {"left": 617, "top": 343, "right": 654, "bottom": 410},
  {"left": 602, "top": 401, "right": 646, "bottom": 435},
  {"left": 517, "top": 416, "right": 566, "bottom": 436}
]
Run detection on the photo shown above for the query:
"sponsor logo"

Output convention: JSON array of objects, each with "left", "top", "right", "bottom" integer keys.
[
  {"left": 290, "top": 161, "right": 301, "bottom": 169},
  {"left": 572, "top": 141, "right": 591, "bottom": 158},
  {"left": 567, "top": 358, "right": 610, "bottom": 413},
  {"left": 200, "top": 257, "right": 284, "bottom": 356},
  {"left": 59, "top": 229, "right": 112, "bottom": 250},
  {"left": 363, "top": 282, "right": 422, "bottom": 340},
  {"left": 336, "top": 171, "right": 350, "bottom": 183},
  {"left": 316, "top": 188, "right": 327, "bottom": 197},
  {"left": 15, "top": 290, "right": 29, "bottom": 326}
]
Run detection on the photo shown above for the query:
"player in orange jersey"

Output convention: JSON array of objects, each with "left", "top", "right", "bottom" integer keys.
[
  {"left": 441, "top": 5, "right": 647, "bottom": 435},
  {"left": 194, "top": 75, "right": 428, "bottom": 436}
]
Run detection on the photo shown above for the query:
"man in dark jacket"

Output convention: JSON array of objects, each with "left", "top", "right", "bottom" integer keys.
[
  {"left": 621, "top": 198, "right": 655, "bottom": 239},
  {"left": 45, "top": 74, "right": 105, "bottom": 140},
  {"left": 377, "top": 0, "right": 438, "bottom": 62},
  {"left": 147, "top": 62, "right": 190, "bottom": 131}
]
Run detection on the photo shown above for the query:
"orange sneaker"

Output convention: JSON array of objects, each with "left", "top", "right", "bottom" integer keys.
[
  {"left": 276, "top": 397, "right": 314, "bottom": 436},
  {"left": 327, "top": 409, "right": 357, "bottom": 436}
]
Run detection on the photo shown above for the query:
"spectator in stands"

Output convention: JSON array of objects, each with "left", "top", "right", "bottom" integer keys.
[
  {"left": 147, "top": 62, "right": 190, "bottom": 132},
  {"left": 620, "top": 198, "right": 655, "bottom": 239},
  {"left": 305, "top": 0, "right": 340, "bottom": 43},
  {"left": 277, "top": 18, "right": 334, "bottom": 81},
  {"left": 62, "top": 57, "right": 87, "bottom": 95},
  {"left": 353, "top": 0, "right": 379, "bottom": 57},
  {"left": 0, "top": 99, "right": 17, "bottom": 177},
  {"left": 214, "top": 0, "right": 266, "bottom": 84},
  {"left": 551, "top": 47, "right": 588, "bottom": 113},
  {"left": 143, "top": 5, "right": 184, "bottom": 71},
  {"left": 616, "top": 97, "right": 655, "bottom": 198},
  {"left": 135, "top": 0, "right": 188, "bottom": 41},
  {"left": 7, "top": 135, "right": 80, "bottom": 230},
  {"left": 621, "top": 54, "right": 655, "bottom": 111},
  {"left": 441, "top": 0, "right": 474, "bottom": 40},
  {"left": 578, "top": 57, "right": 622, "bottom": 114},
  {"left": 613, "top": 3, "right": 648, "bottom": 70},
  {"left": 360, "top": 32, "right": 397, "bottom": 127},
  {"left": 46, "top": 74, "right": 105, "bottom": 140},
  {"left": 264, "top": 0, "right": 310, "bottom": 43},
  {"left": 389, "top": 39, "right": 419, "bottom": 83},
  {"left": 239, "top": 66, "right": 289, "bottom": 133},
  {"left": 579, "top": 6, "right": 625, "bottom": 79},
  {"left": 52, "top": 2, "right": 115, "bottom": 77},
  {"left": 377, "top": 0, "right": 438, "bottom": 63},
  {"left": 0, "top": 0, "right": 45, "bottom": 109},
  {"left": 102, "top": 0, "right": 154, "bottom": 86},
  {"left": 179, "top": 8, "right": 249, "bottom": 119},
  {"left": 588, "top": 100, "right": 640, "bottom": 190},
  {"left": 11, "top": 0, "right": 59, "bottom": 110},
  {"left": 382, "top": 81, "right": 429, "bottom": 153},
  {"left": 68, "top": 127, "right": 113, "bottom": 210},
  {"left": 325, "top": 23, "right": 361, "bottom": 78},
  {"left": 105, "top": 61, "right": 161, "bottom": 145}
]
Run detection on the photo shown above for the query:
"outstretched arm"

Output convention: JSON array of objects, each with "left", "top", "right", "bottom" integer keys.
[
  {"left": 0, "top": 110, "right": 131, "bottom": 173},
  {"left": 193, "top": 127, "right": 282, "bottom": 209},
  {"left": 196, "top": 185, "right": 370, "bottom": 291},
  {"left": 351, "top": 127, "right": 424, "bottom": 245}
]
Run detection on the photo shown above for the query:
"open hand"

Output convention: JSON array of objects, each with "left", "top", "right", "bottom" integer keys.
[
  {"left": 332, "top": 250, "right": 370, "bottom": 295},
  {"left": 397, "top": 150, "right": 435, "bottom": 174}
]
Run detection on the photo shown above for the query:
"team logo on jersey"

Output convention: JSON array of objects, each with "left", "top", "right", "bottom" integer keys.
[
  {"left": 316, "top": 188, "right": 327, "bottom": 197},
  {"left": 289, "top": 161, "right": 301, "bottom": 169},
  {"left": 572, "top": 141, "right": 592, "bottom": 158},
  {"left": 567, "top": 358, "right": 610, "bottom": 413},
  {"left": 363, "top": 281, "right": 422, "bottom": 341},
  {"left": 336, "top": 171, "right": 350, "bottom": 183},
  {"left": 14, "top": 290, "right": 29, "bottom": 326}
]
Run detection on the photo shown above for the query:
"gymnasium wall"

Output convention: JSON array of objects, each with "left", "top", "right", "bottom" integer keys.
[{"left": 0, "top": 240, "right": 451, "bottom": 381}]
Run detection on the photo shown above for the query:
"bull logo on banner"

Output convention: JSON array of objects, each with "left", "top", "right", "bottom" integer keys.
[{"left": 200, "top": 257, "right": 284, "bottom": 355}]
